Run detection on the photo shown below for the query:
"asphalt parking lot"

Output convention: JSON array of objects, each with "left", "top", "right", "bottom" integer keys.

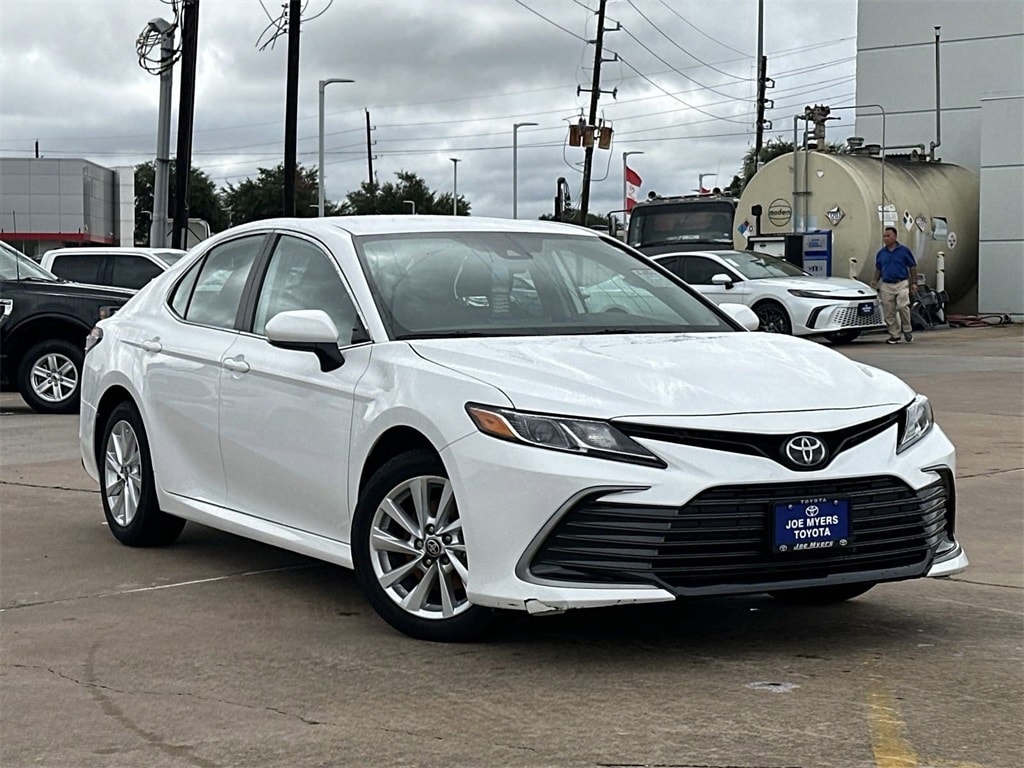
[{"left": 2, "top": 324, "right": 1022, "bottom": 768}]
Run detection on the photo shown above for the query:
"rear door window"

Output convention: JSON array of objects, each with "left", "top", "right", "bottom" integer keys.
[
  {"left": 49, "top": 254, "right": 104, "bottom": 284},
  {"left": 172, "top": 236, "right": 265, "bottom": 329},
  {"left": 110, "top": 256, "right": 163, "bottom": 290}
]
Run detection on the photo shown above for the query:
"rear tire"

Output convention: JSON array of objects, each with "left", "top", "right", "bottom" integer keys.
[
  {"left": 353, "top": 450, "right": 491, "bottom": 641},
  {"left": 769, "top": 583, "right": 875, "bottom": 605},
  {"left": 753, "top": 301, "right": 792, "bottom": 335},
  {"left": 17, "top": 339, "right": 84, "bottom": 414},
  {"left": 824, "top": 329, "right": 861, "bottom": 345},
  {"left": 100, "top": 401, "right": 185, "bottom": 547}
]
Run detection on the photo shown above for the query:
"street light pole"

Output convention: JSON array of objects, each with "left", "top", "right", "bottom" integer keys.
[
  {"left": 450, "top": 157, "right": 461, "bottom": 216},
  {"left": 622, "top": 150, "right": 644, "bottom": 219},
  {"left": 512, "top": 121, "right": 537, "bottom": 219},
  {"left": 318, "top": 77, "right": 354, "bottom": 217}
]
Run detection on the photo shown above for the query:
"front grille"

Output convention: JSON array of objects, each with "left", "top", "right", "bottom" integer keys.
[
  {"left": 529, "top": 475, "right": 949, "bottom": 592},
  {"left": 834, "top": 306, "right": 883, "bottom": 327},
  {"left": 617, "top": 411, "right": 900, "bottom": 472}
]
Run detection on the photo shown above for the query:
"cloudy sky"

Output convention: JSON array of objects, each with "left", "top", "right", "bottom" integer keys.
[{"left": 0, "top": 0, "right": 858, "bottom": 222}]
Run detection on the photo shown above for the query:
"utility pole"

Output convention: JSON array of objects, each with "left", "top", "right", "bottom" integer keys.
[
  {"left": 172, "top": 0, "right": 200, "bottom": 249},
  {"left": 753, "top": 0, "right": 774, "bottom": 176},
  {"left": 366, "top": 109, "right": 376, "bottom": 210},
  {"left": 577, "top": 0, "right": 614, "bottom": 225},
  {"left": 282, "top": 0, "right": 301, "bottom": 216}
]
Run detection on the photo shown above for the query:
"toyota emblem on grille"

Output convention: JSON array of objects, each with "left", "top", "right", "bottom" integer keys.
[{"left": 784, "top": 435, "right": 828, "bottom": 468}]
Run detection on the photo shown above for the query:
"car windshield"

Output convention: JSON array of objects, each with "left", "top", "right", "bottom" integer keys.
[
  {"left": 628, "top": 202, "right": 735, "bottom": 247},
  {"left": 0, "top": 241, "right": 59, "bottom": 281},
  {"left": 355, "top": 231, "right": 735, "bottom": 340},
  {"left": 720, "top": 251, "right": 808, "bottom": 279}
]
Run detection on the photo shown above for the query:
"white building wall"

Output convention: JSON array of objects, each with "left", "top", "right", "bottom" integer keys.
[
  {"left": 855, "top": 0, "right": 1024, "bottom": 317},
  {"left": 978, "top": 93, "right": 1024, "bottom": 315}
]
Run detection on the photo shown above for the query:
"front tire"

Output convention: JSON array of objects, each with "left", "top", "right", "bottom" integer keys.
[
  {"left": 17, "top": 339, "right": 84, "bottom": 414},
  {"left": 100, "top": 401, "right": 185, "bottom": 547},
  {"left": 769, "top": 583, "right": 875, "bottom": 605},
  {"left": 353, "top": 450, "right": 491, "bottom": 641},
  {"left": 753, "top": 301, "right": 792, "bottom": 335}
]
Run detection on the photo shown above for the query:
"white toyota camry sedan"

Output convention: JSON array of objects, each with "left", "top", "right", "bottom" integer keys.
[
  {"left": 79, "top": 216, "right": 966, "bottom": 641},
  {"left": 653, "top": 249, "right": 886, "bottom": 344}
]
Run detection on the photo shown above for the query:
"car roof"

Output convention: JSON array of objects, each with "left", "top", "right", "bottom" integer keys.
[
  {"left": 213, "top": 215, "right": 602, "bottom": 239},
  {"left": 43, "top": 247, "right": 186, "bottom": 257}
]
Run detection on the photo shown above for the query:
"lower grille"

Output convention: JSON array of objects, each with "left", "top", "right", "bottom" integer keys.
[
  {"left": 834, "top": 306, "right": 883, "bottom": 327},
  {"left": 529, "top": 475, "right": 949, "bottom": 592}
]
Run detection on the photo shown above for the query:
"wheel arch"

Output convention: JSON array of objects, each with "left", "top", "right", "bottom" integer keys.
[
  {"left": 4, "top": 316, "right": 91, "bottom": 372},
  {"left": 358, "top": 426, "right": 440, "bottom": 500}
]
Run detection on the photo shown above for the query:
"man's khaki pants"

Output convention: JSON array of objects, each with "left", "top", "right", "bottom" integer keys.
[{"left": 879, "top": 280, "right": 911, "bottom": 338}]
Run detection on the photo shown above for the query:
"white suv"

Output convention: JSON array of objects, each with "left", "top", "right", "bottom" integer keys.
[{"left": 40, "top": 247, "right": 186, "bottom": 291}]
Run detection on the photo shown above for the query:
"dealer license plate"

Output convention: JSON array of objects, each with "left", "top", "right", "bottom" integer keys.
[
  {"left": 858, "top": 301, "right": 875, "bottom": 315},
  {"left": 773, "top": 498, "right": 850, "bottom": 553}
]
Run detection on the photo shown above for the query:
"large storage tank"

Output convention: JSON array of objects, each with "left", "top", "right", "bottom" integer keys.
[{"left": 734, "top": 151, "right": 979, "bottom": 310}]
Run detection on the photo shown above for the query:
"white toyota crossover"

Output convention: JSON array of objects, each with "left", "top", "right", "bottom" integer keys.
[{"left": 79, "top": 216, "right": 967, "bottom": 641}]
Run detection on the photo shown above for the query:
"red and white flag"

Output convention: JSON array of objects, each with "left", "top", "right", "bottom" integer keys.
[{"left": 625, "top": 165, "right": 642, "bottom": 211}]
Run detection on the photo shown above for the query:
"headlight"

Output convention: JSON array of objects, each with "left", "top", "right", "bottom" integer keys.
[
  {"left": 897, "top": 394, "right": 934, "bottom": 453},
  {"left": 787, "top": 289, "right": 836, "bottom": 299},
  {"left": 466, "top": 404, "right": 665, "bottom": 467}
]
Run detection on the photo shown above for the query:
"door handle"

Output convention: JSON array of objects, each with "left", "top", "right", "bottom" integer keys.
[
  {"left": 141, "top": 339, "right": 162, "bottom": 353},
  {"left": 223, "top": 356, "right": 250, "bottom": 373}
]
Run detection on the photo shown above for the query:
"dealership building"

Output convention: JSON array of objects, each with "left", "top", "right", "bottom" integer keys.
[{"left": 0, "top": 158, "right": 135, "bottom": 258}]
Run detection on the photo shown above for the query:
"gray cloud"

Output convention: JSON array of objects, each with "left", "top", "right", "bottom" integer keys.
[{"left": 0, "top": 0, "right": 857, "bottom": 221}]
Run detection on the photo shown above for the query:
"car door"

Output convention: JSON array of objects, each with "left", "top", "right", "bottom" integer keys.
[
  {"left": 218, "top": 233, "right": 371, "bottom": 539},
  {"left": 140, "top": 234, "right": 267, "bottom": 505}
]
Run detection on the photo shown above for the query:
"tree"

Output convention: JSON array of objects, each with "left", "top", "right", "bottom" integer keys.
[
  {"left": 342, "top": 170, "right": 470, "bottom": 216},
  {"left": 725, "top": 138, "right": 847, "bottom": 196},
  {"left": 539, "top": 210, "right": 612, "bottom": 230},
  {"left": 221, "top": 162, "right": 338, "bottom": 225},
  {"left": 134, "top": 162, "right": 228, "bottom": 245}
]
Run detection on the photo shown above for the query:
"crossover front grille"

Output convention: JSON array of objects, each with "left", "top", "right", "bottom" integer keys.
[
  {"left": 834, "top": 306, "right": 883, "bottom": 327},
  {"left": 529, "top": 475, "right": 949, "bottom": 593}
]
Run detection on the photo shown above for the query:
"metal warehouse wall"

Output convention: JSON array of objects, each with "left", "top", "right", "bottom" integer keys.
[{"left": 854, "top": 0, "right": 1024, "bottom": 317}]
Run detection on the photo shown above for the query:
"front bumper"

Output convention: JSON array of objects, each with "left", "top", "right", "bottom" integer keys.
[
  {"left": 794, "top": 297, "right": 885, "bottom": 336},
  {"left": 443, "top": 421, "right": 962, "bottom": 612}
]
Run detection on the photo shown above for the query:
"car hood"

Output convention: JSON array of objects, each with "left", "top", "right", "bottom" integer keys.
[
  {"left": 1, "top": 279, "right": 135, "bottom": 301},
  {"left": 753, "top": 276, "right": 875, "bottom": 296},
  {"left": 407, "top": 333, "right": 912, "bottom": 418}
]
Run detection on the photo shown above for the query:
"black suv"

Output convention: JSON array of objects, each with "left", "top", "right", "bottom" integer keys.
[{"left": 1, "top": 241, "right": 133, "bottom": 414}]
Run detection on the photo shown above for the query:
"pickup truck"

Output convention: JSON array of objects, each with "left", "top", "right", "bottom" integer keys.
[{"left": 1, "top": 241, "right": 133, "bottom": 413}]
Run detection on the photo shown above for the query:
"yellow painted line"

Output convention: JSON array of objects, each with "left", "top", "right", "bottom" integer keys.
[
  {"left": 867, "top": 684, "right": 920, "bottom": 768},
  {"left": 867, "top": 682, "right": 988, "bottom": 768}
]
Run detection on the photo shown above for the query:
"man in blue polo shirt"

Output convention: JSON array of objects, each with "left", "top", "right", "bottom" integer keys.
[{"left": 872, "top": 226, "right": 918, "bottom": 344}]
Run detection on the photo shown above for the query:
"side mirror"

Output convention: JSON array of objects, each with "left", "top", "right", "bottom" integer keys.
[
  {"left": 719, "top": 303, "right": 760, "bottom": 331},
  {"left": 265, "top": 309, "right": 345, "bottom": 372},
  {"left": 711, "top": 273, "right": 734, "bottom": 289}
]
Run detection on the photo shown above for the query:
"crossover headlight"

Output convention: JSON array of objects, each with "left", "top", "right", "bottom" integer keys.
[
  {"left": 897, "top": 394, "right": 934, "bottom": 453},
  {"left": 466, "top": 404, "right": 665, "bottom": 467},
  {"left": 787, "top": 289, "right": 836, "bottom": 299}
]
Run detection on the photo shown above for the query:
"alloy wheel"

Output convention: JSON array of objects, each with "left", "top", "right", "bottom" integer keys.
[
  {"left": 369, "top": 474, "right": 471, "bottom": 620},
  {"left": 29, "top": 352, "right": 79, "bottom": 403},
  {"left": 104, "top": 420, "right": 143, "bottom": 527}
]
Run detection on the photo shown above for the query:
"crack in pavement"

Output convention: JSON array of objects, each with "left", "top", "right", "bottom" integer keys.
[
  {"left": 0, "top": 563, "right": 326, "bottom": 612},
  {"left": 0, "top": 479, "right": 98, "bottom": 494}
]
